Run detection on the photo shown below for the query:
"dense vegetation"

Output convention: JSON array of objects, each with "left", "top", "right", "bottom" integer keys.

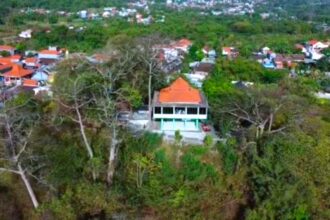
[{"left": 1, "top": 1, "right": 330, "bottom": 220}]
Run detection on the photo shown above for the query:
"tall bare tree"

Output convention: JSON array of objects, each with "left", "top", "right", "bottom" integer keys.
[
  {"left": 136, "top": 35, "right": 167, "bottom": 127},
  {"left": 0, "top": 98, "right": 40, "bottom": 208},
  {"left": 54, "top": 58, "right": 99, "bottom": 180},
  {"left": 92, "top": 55, "right": 128, "bottom": 186}
]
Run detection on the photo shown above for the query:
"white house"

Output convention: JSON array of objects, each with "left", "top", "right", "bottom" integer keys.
[
  {"left": 38, "top": 48, "right": 62, "bottom": 60},
  {"left": 19, "top": 29, "right": 32, "bottom": 39}
]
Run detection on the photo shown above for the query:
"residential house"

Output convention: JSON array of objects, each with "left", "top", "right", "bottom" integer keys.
[
  {"left": 31, "top": 70, "right": 49, "bottom": 83},
  {"left": 262, "top": 46, "right": 270, "bottom": 55},
  {"left": 193, "top": 62, "right": 214, "bottom": 76},
  {"left": 10, "top": 55, "right": 22, "bottom": 63},
  {"left": 172, "top": 39, "right": 193, "bottom": 53},
  {"left": 0, "top": 45, "right": 15, "bottom": 56},
  {"left": 274, "top": 54, "right": 285, "bottom": 69},
  {"left": 297, "top": 40, "right": 329, "bottom": 61},
  {"left": 19, "top": 29, "right": 32, "bottom": 39},
  {"left": 154, "top": 44, "right": 183, "bottom": 74},
  {"left": 2, "top": 64, "right": 34, "bottom": 86},
  {"left": 263, "top": 58, "right": 275, "bottom": 69},
  {"left": 309, "top": 40, "right": 329, "bottom": 50},
  {"left": 152, "top": 77, "right": 208, "bottom": 131},
  {"left": 24, "top": 57, "right": 39, "bottom": 68},
  {"left": 38, "top": 48, "right": 63, "bottom": 65},
  {"left": 38, "top": 49, "right": 62, "bottom": 60},
  {"left": 79, "top": 10, "right": 88, "bottom": 19},
  {"left": 222, "top": 47, "right": 239, "bottom": 59},
  {"left": 22, "top": 79, "right": 38, "bottom": 88},
  {"left": 0, "top": 55, "right": 22, "bottom": 64},
  {"left": 203, "top": 46, "right": 217, "bottom": 59}
]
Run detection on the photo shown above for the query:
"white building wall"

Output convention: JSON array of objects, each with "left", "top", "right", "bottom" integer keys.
[
  {"left": 38, "top": 54, "right": 60, "bottom": 59},
  {"left": 153, "top": 113, "right": 207, "bottom": 120}
]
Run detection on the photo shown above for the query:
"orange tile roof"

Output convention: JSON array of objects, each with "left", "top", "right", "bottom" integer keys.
[
  {"left": 0, "top": 64, "right": 12, "bottom": 72},
  {"left": 3, "top": 64, "right": 34, "bottom": 78},
  {"left": 0, "top": 45, "right": 14, "bottom": 51},
  {"left": 23, "top": 79, "right": 38, "bottom": 87},
  {"left": 177, "top": 39, "right": 192, "bottom": 47},
  {"left": 159, "top": 77, "right": 201, "bottom": 104},
  {"left": 39, "top": 50, "right": 61, "bottom": 55},
  {"left": 0, "top": 57, "right": 13, "bottom": 65},
  {"left": 309, "top": 39, "right": 318, "bottom": 45},
  {"left": 25, "top": 57, "right": 38, "bottom": 63},
  {"left": 223, "top": 47, "right": 232, "bottom": 53},
  {"left": 10, "top": 55, "right": 22, "bottom": 60}
]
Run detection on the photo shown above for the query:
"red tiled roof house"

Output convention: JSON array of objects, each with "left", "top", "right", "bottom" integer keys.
[
  {"left": 2, "top": 64, "right": 34, "bottom": 86},
  {"left": 152, "top": 77, "right": 208, "bottom": 131}
]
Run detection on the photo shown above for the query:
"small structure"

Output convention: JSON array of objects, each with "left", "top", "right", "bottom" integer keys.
[
  {"left": 19, "top": 29, "right": 32, "bottom": 39},
  {"left": 152, "top": 77, "right": 208, "bottom": 131},
  {"left": 203, "top": 46, "right": 217, "bottom": 59},
  {"left": 23, "top": 79, "right": 38, "bottom": 88},
  {"left": 222, "top": 47, "right": 239, "bottom": 59},
  {"left": 193, "top": 62, "right": 214, "bottom": 76}
]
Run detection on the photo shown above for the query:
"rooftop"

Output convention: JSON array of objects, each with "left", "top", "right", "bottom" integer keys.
[
  {"left": 0, "top": 45, "right": 14, "bottom": 51},
  {"left": 155, "top": 77, "right": 205, "bottom": 105},
  {"left": 3, "top": 64, "right": 34, "bottom": 78},
  {"left": 39, "top": 50, "right": 61, "bottom": 55},
  {"left": 23, "top": 79, "right": 38, "bottom": 87}
]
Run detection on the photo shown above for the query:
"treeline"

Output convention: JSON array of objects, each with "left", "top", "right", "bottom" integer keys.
[
  {"left": 8, "top": 10, "right": 325, "bottom": 54},
  {"left": 0, "top": 0, "right": 124, "bottom": 10}
]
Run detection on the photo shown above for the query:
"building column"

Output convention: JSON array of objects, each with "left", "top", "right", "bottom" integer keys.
[
  {"left": 196, "top": 119, "right": 199, "bottom": 129},
  {"left": 173, "top": 119, "right": 175, "bottom": 130},
  {"left": 161, "top": 119, "right": 164, "bottom": 130}
]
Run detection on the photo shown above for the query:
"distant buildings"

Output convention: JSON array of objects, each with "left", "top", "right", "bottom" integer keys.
[
  {"left": 253, "top": 46, "right": 305, "bottom": 70},
  {"left": 296, "top": 40, "right": 329, "bottom": 61},
  {"left": 154, "top": 38, "right": 193, "bottom": 74}
]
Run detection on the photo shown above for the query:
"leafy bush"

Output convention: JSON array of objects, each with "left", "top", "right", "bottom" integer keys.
[{"left": 217, "top": 140, "right": 238, "bottom": 175}]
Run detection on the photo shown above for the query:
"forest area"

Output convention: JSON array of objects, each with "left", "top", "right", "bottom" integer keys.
[{"left": 0, "top": 1, "right": 330, "bottom": 220}]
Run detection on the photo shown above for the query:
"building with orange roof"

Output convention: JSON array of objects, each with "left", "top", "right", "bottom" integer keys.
[
  {"left": 222, "top": 47, "right": 239, "bottom": 58},
  {"left": 23, "top": 79, "right": 38, "bottom": 87},
  {"left": 0, "top": 64, "right": 12, "bottom": 73},
  {"left": 0, "top": 45, "right": 15, "bottom": 55},
  {"left": 2, "top": 64, "right": 35, "bottom": 86},
  {"left": 172, "top": 38, "right": 193, "bottom": 53},
  {"left": 0, "top": 57, "right": 13, "bottom": 65},
  {"left": 10, "top": 55, "right": 22, "bottom": 63},
  {"left": 24, "top": 57, "right": 39, "bottom": 67},
  {"left": 38, "top": 49, "right": 62, "bottom": 60},
  {"left": 152, "top": 77, "right": 208, "bottom": 131}
]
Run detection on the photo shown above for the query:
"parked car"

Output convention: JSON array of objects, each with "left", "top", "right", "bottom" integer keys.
[
  {"left": 117, "top": 111, "right": 131, "bottom": 123},
  {"left": 202, "top": 124, "right": 211, "bottom": 132}
]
